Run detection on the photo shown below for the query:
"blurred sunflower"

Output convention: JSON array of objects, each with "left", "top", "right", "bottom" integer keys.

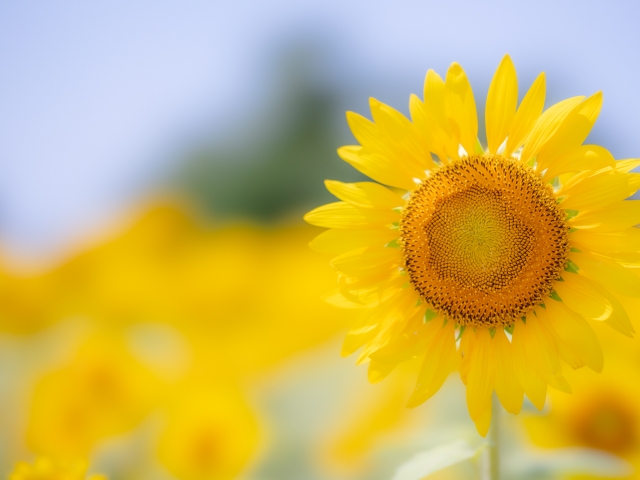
[
  {"left": 157, "top": 377, "right": 260, "bottom": 480},
  {"left": 305, "top": 54, "right": 640, "bottom": 435},
  {"left": 27, "top": 332, "right": 162, "bottom": 459},
  {"left": 9, "top": 458, "right": 105, "bottom": 480},
  {"left": 525, "top": 322, "right": 640, "bottom": 479}
]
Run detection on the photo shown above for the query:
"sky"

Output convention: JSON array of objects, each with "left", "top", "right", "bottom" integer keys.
[{"left": 1, "top": 0, "right": 639, "bottom": 258}]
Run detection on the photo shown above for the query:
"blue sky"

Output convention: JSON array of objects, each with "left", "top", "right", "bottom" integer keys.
[{"left": 1, "top": 0, "right": 639, "bottom": 258}]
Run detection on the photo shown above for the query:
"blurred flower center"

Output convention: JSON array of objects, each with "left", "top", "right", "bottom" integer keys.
[
  {"left": 401, "top": 154, "right": 569, "bottom": 327},
  {"left": 572, "top": 397, "right": 638, "bottom": 454},
  {"left": 191, "top": 429, "right": 220, "bottom": 473}
]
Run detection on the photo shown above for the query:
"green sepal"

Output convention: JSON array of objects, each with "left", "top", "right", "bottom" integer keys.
[
  {"left": 385, "top": 238, "right": 400, "bottom": 249},
  {"left": 424, "top": 309, "right": 439, "bottom": 323},
  {"left": 565, "top": 259, "right": 580, "bottom": 274},
  {"left": 565, "top": 209, "right": 579, "bottom": 220}
]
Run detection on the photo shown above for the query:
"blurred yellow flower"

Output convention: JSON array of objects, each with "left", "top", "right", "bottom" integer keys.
[
  {"left": 525, "top": 319, "right": 640, "bottom": 478},
  {"left": 27, "top": 332, "right": 162, "bottom": 459},
  {"left": 11, "top": 202, "right": 351, "bottom": 375},
  {"left": 305, "top": 54, "right": 640, "bottom": 435},
  {"left": 9, "top": 458, "right": 105, "bottom": 480},
  {"left": 0, "top": 269, "right": 70, "bottom": 335},
  {"left": 0, "top": 200, "right": 355, "bottom": 475},
  {"left": 157, "top": 377, "right": 260, "bottom": 480}
]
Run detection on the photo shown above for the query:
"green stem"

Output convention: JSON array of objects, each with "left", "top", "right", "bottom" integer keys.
[
  {"left": 482, "top": 395, "right": 501, "bottom": 480},
  {"left": 489, "top": 395, "right": 500, "bottom": 480}
]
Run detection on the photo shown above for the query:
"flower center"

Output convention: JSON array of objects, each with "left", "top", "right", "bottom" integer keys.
[
  {"left": 401, "top": 154, "right": 569, "bottom": 327},
  {"left": 572, "top": 396, "right": 638, "bottom": 454}
]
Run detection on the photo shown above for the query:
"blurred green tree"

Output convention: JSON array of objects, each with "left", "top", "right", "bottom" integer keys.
[{"left": 176, "top": 46, "right": 365, "bottom": 222}]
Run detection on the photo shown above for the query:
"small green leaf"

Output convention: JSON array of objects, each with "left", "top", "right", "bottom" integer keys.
[{"left": 550, "top": 291, "right": 562, "bottom": 302}]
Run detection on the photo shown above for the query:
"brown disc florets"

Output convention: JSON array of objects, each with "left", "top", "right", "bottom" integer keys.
[{"left": 400, "top": 154, "right": 569, "bottom": 327}]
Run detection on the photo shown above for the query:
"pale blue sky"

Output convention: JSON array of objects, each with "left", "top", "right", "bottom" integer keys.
[{"left": 1, "top": 0, "right": 639, "bottom": 257}]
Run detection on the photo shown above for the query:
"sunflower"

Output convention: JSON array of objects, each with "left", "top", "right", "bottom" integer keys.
[
  {"left": 525, "top": 356, "right": 640, "bottom": 477},
  {"left": 304, "top": 55, "right": 640, "bottom": 435}
]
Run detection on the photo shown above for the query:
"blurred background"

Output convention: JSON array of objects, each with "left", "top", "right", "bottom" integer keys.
[{"left": 1, "top": 1, "right": 640, "bottom": 479}]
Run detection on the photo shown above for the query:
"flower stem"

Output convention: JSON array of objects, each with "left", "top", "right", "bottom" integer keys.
[{"left": 482, "top": 395, "right": 501, "bottom": 480}]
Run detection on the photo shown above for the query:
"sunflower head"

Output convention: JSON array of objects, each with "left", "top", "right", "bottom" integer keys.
[
  {"left": 305, "top": 54, "right": 640, "bottom": 435},
  {"left": 401, "top": 153, "right": 570, "bottom": 327}
]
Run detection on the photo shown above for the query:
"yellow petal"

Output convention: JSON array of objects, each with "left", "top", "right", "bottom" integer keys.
[
  {"left": 445, "top": 62, "right": 478, "bottom": 156},
  {"left": 554, "top": 273, "right": 613, "bottom": 321},
  {"left": 347, "top": 109, "right": 426, "bottom": 176},
  {"left": 536, "top": 92, "right": 603, "bottom": 170},
  {"left": 465, "top": 329, "right": 493, "bottom": 421},
  {"left": 423, "top": 70, "right": 459, "bottom": 161},
  {"left": 504, "top": 72, "right": 546, "bottom": 157},
  {"left": 486, "top": 55, "right": 518, "bottom": 154},
  {"left": 526, "top": 313, "right": 562, "bottom": 377},
  {"left": 369, "top": 98, "right": 435, "bottom": 170},
  {"left": 323, "top": 290, "right": 372, "bottom": 309},
  {"left": 492, "top": 328, "right": 524, "bottom": 414},
  {"left": 325, "top": 180, "right": 405, "bottom": 210},
  {"left": 542, "top": 145, "right": 615, "bottom": 181},
  {"left": 370, "top": 309, "right": 438, "bottom": 365},
  {"left": 473, "top": 402, "right": 492, "bottom": 438},
  {"left": 346, "top": 111, "right": 389, "bottom": 156},
  {"left": 341, "top": 289, "right": 414, "bottom": 356},
  {"left": 544, "top": 299, "right": 603, "bottom": 372},
  {"left": 569, "top": 200, "right": 640, "bottom": 232},
  {"left": 309, "top": 228, "right": 398, "bottom": 254},
  {"left": 616, "top": 159, "right": 640, "bottom": 173},
  {"left": 560, "top": 169, "right": 630, "bottom": 211},
  {"left": 367, "top": 359, "right": 396, "bottom": 383},
  {"left": 304, "top": 201, "right": 399, "bottom": 229},
  {"left": 407, "top": 320, "right": 458, "bottom": 407},
  {"left": 511, "top": 319, "right": 547, "bottom": 409},
  {"left": 519, "top": 96, "right": 585, "bottom": 163},
  {"left": 547, "top": 373, "right": 572, "bottom": 394},
  {"left": 576, "top": 279, "right": 635, "bottom": 337},
  {"left": 570, "top": 228, "right": 640, "bottom": 256},
  {"left": 571, "top": 250, "right": 640, "bottom": 298},
  {"left": 338, "top": 145, "right": 419, "bottom": 191},
  {"left": 330, "top": 246, "right": 399, "bottom": 278},
  {"left": 409, "top": 94, "right": 447, "bottom": 163}
]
